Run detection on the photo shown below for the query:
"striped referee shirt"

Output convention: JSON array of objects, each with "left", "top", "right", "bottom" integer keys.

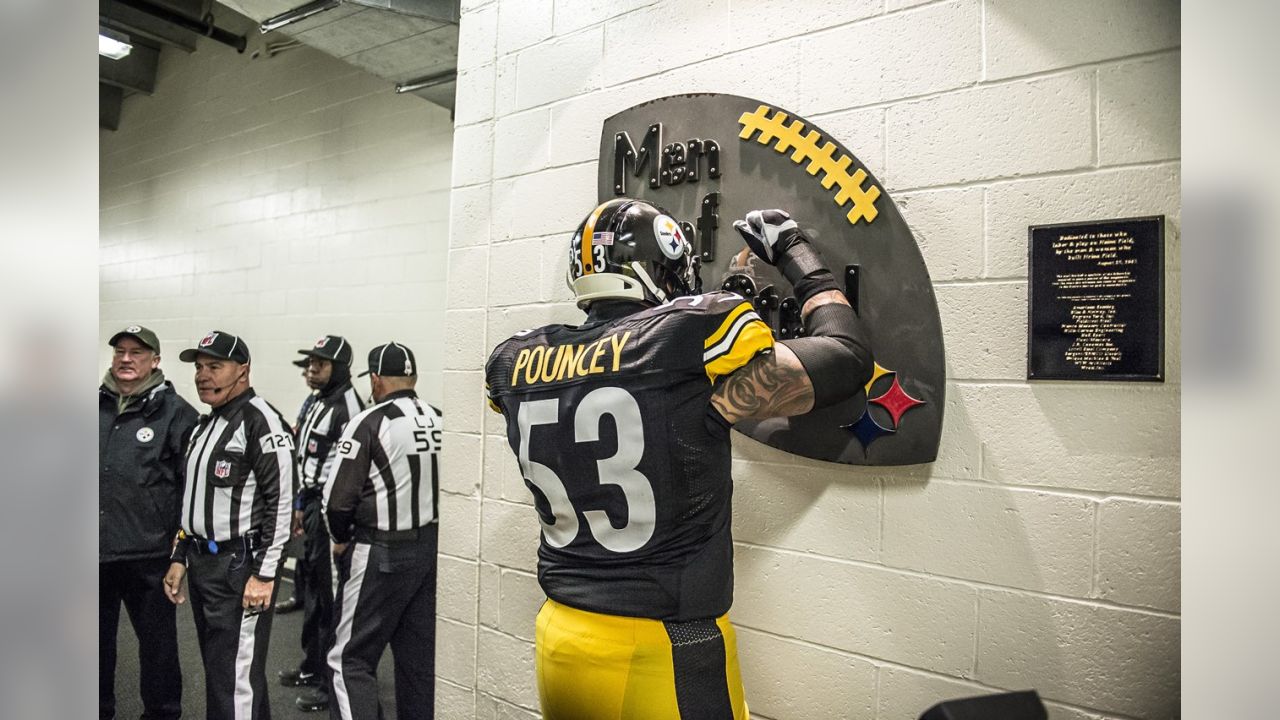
[
  {"left": 296, "top": 381, "right": 364, "bottom": 491},
  {"left": 323, "top": 389, "right": 442, "bottom": 543},
  {"left": 175, "top": 389, "right": 296, "bottom": 580}
]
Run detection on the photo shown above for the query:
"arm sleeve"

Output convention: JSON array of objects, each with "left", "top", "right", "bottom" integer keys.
[
  {"left": 248, "top": 409, "right": 297, "bottom": 580},
  {"left": 169, "top": 532, "right": 191, "bottom": 564},
  {"left": 165, "top": 402, "right": 199, "bottom": 532},
  {"left": 484, "top": 342, "right": 510, "bottom": 415},
  {"left": 323, "top": 417, "right": 375, "bottom": 544},
  {"left": 484, "top": 382, "right": 502, "bottom": 414},
  {"left": 781, "top": 302, "right": 874, "bottom": 409},
  {"left": 702, "top": 295, "right": 775, "bottom": 384},
  {"left": 166, "top": 401, "right": 198, "bottom": 485}
]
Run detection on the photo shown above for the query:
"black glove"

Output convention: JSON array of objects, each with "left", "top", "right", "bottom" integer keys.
[
  {"left": 732, "top": 209, "right": 840, "bottom": 305},
  {"left": 732, "top": 209, "right": 803, "bottom": 265}
]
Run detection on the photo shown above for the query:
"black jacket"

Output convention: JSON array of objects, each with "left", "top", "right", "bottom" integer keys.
[{"left": 100, "top": 378, "right": 199, "bottom": 562}]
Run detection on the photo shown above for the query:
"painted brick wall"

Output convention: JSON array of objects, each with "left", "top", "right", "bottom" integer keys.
[
  {"left": 444, "top": 1, "right": 1180, "bottom": 719},
  {"left": 99, "top": 16, "right": 454, "bottom": 414}
]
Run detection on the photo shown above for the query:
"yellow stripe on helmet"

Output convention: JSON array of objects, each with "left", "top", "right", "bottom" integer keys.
[{"left": 580, "top": 199, "right": 628, "bottom": 277}]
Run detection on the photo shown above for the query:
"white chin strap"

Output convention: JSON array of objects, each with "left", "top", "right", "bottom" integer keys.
[{"left": 570, "top": 263, "right": 666, "bottom": 309}]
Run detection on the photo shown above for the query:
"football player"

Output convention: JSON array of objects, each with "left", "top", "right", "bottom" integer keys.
[{"left": 484, "top": 199, "right": 873, "bottom": 719}]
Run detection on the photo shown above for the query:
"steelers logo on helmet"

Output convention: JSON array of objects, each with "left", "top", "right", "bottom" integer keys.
[{"left": 653, "top": 215, "right": 687, "bottom": 260}]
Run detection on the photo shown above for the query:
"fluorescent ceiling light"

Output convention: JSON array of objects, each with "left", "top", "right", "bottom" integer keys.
[
  {"left": 260, "top": 0, "right": 340, "bottom": 33},
  {"left": 99, "top": 27, "right": 133, "bottom": 60}
]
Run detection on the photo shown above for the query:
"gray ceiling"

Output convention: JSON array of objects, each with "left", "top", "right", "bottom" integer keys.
[{"left": 100, "top": 0, "right": 460, "bottom": 130}]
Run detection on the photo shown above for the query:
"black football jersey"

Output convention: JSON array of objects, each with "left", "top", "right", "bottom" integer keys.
[{"left": 485, "top": 291, "right": 774, "bottom": 621}]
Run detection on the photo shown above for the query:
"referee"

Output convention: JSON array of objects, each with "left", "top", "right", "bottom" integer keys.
[
  {"left": 162, "top": 330, "right": 296, "bottom": 720},
  {"left": 276, "top": 356, "right": 317, "bottom": 617},
  {"left": 282, "top": 335, "right": 364, "bottom": 712},
  {"left": 325, "top": 342, "right": 442, "bottom": 720}
]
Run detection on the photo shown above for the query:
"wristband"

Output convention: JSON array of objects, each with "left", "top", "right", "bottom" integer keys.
[{"left": 778, "top": 242, "right": 841, "bottom": 305}]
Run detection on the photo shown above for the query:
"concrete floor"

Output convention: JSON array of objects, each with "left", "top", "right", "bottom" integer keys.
[{"left": 107, "top": 571, "right": 398, "bottom": 719}]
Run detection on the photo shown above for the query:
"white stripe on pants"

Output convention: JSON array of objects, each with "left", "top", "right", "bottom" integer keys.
[
  {"left": 233, "top": 610, "right": 260, "bottom": 720},
  {"left": 328, "top": 543, "right": 370, "bottom": 720}
]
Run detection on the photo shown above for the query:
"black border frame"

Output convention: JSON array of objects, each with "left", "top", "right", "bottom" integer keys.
[{"left": 1026, "top": 215, "right": 1166, "bottom": 382}]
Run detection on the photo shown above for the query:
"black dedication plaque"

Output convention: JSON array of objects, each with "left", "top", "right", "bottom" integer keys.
[{"left": 1027, "top": 216, "right": 1165, "bottom": 381}]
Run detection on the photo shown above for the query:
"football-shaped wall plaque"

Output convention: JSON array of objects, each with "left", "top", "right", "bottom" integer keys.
[{"left": 598, "top": 94, "right": 945, "bottom": 466}]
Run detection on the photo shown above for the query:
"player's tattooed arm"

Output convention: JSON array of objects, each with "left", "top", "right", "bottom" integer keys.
[{"left": 711, "top": 343, "right": 815, "bottom": 424}]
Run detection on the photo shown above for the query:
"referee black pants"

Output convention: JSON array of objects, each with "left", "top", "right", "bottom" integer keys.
[
  {"left": 297, "top": 490, "right": 334, "bottom": 677},
  {"left": 99, "top": 558, "right": 182, "bottom": 720},
  {"left": 188, "top": 547, "right": 277, "bottom": 720},
  {"left": 328, "top": 525, "right": 438, "bottom": 720}
]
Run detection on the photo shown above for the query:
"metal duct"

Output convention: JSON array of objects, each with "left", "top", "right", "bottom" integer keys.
[{"left": 222, "top": 0, "right": 460, "bottom": 110}]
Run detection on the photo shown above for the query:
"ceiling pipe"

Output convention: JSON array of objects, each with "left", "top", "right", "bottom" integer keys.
[
  {"left": 260, "top": 0, "right": 341, "bottom": 33},
  {"left": 113, "top": 0, "right": 247, "bottom": 52},
  {"left": 395, "top": 69, "right": 456, "bottom": 94}
]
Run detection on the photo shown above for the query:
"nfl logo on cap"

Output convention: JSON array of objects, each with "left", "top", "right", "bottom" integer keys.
[{"left": 199, "top": 332, "right": 219, "bottom": 348}]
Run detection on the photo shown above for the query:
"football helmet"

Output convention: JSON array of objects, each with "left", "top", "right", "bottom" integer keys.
[{"left": 566, "top": 198, "right": 699, "bottom": 308}]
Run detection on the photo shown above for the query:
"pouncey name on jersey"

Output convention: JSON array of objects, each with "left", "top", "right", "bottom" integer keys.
[
  {"left": 485, "top": 291, "right": 773, "bottom": 621},
  {"left": 508, "top": 330, "right": 633, "bottom": 388}
]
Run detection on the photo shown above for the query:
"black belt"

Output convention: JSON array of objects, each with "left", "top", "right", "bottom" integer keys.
[
  {"left": 352, "top": 525, "right": 434, "bottom": 544},
  {"left": 187, "top": 530, "right": 262, "bottom": 556},
  {"left": 297, "top": 486, "right": 324, "bottom": 502}
]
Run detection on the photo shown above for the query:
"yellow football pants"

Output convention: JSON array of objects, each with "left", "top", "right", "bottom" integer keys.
[{"left": 535, "top": 599, "right": 748, "bottom": 720}]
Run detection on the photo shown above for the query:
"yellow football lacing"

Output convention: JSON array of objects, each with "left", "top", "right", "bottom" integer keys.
[{"left": 737, "top": 104, "right": 881, "bottom": 226}]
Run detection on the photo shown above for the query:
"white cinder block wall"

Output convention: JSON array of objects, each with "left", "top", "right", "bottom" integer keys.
[
  {"left": 99, "top": 16, "right": 454, "bottom": 413},
  {"left": 442, "top": 0, "right": 1179, "bottom": 719}
]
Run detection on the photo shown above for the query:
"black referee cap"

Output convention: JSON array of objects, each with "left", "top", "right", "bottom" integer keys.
[
  {"left": 297, "top": 335, "right": 353, "bottom": 365},
  {"left": 178, "top": 330, "right": 251, "bottom": 364},
  {"left": 359, "top": 342, "right": 416, "bottom": 377}
]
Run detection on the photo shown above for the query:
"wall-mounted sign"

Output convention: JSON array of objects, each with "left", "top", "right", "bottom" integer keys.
[
  {"left": 598, "top": 94, "right": 945, "bottom": 466},
  {"left": 1027, "top": 216, "right": 1165, "bottom": 382}
]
